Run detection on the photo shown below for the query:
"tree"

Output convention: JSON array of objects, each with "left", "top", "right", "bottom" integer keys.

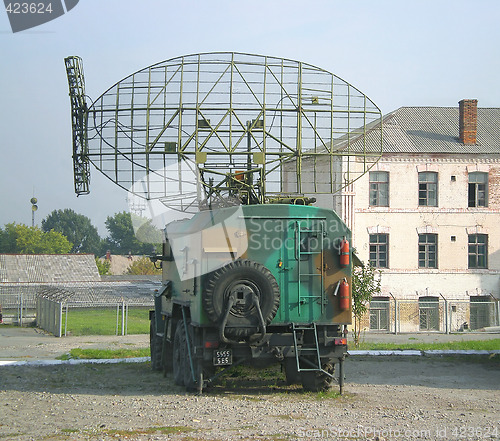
[
  {"left": 0, "top": 223, "right": 72, "bottom": 254},
  {"left": 42, "top": 209, "right": 101, "bottom": 254},
  {"left": 0, "top": 223, "right": 18, "bottom": 253},
  {"left": 351, "top": 262, "right": 381, "bottom": 347},
  {"left": 95, "top": 257, "right": 111, "bottom": 275},
  {"left": 104, "top": 211, "right": 160, "bottom": 255},
  {"left": 126, "top": 256, "right": 162, "bottom": 275}
]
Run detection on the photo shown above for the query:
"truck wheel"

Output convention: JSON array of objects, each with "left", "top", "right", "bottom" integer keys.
[
  {"left": 173, "top": 320, "right": 187, "bottom": 386},
  {"left": 300, "top": 360, "right": 335, "bottom": 392},
  {"left": 203, "top": 259, "right": 280, "bottom": 338},
  {"left": 150, "top": 313, "right": 163, "bottom": 371}
]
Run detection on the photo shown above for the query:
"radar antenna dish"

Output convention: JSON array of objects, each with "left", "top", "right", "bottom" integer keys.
[{"left": 65, "top": 52, "right": 383, "bottom": 208}]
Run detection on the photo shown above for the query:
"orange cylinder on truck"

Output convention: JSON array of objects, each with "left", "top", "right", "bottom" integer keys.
[
  {"left": 339, "top": 279, "right": 350, "bottom": 310},
  {"left": 340, "top": 238, "right": 349, "bottom": 267}
]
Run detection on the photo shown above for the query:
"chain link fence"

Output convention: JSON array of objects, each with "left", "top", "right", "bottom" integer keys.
[
  {"left": 0, "top": 284, "right": 39, "bottom": 325},
  {"left": 4, "top": 281, "right": 498, "bottom": 336},
  {"left": 36, "top": 299, "right": 153, "bottom": 337},
  {"left": 360, "top": 295, "right": 500, "bottom": 334},
  {"left": 0, "top": 280, "right": 158, "bottom": 336},
  {"left": 36, "top": 281, "right": 158, "bottom": 337}
]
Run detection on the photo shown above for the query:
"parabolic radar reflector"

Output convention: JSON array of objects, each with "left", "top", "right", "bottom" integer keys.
[{"left": 65, "top": 52, "right": 383, "bottom": 207}]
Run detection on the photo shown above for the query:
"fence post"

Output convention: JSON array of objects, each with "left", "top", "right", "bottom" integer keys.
[
  {"left": 57, "top": 302, "right": 63, "bottom": 338},
  {"left": 121, "top": 300, "right": 125, "bottom": 336},
  {"left": 64, "top": 303, "right": 69, "bottom": 336},
  {"left": 496, "top": 298, "right": 500, "bottom": 327},
  {"left": 439, "top": 293, "right": 449, "bottom": 334},
  {"left": 125, "top": 302, "right": 128, "bottom": 336},
  {"left": 116, "top": 304, "right": 119, "bottom": 336},
  {"left": 36, "top": 296, "right": 39, "bottom": 327},
  {"left": 389, "top": 292, "right": 397, "bottom": 334}
]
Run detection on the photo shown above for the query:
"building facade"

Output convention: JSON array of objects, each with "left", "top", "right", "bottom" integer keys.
[{"left": 348, "top": 100, "right": 500, "bottom": 332}]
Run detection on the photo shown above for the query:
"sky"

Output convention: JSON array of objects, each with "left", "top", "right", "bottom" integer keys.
[{"left": 1, "top": 0, "right": 499, "bottom": 236}]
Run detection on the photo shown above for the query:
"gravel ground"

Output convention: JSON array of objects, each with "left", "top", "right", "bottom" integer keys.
[{"left": 0, "top": 328, "right": 499, "bottom": 441}]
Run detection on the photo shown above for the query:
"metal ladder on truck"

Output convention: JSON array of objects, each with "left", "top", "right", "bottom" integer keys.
[
  {"left": 295, "top": 221, "right": 325, "bottom": 315},
  {"left": 291, "top": 323, "right": 335, "bottom": 379}
]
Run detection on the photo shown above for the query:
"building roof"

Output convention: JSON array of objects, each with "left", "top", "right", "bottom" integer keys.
[
  {"left": 36, "top": 280, "right": 158, "bottom": 305},
  {"left": 376, "top": 106, "right": 500, "bottom": 154},
  {"left": 0, "top": 254, "right": 100, "bottom": 283}
]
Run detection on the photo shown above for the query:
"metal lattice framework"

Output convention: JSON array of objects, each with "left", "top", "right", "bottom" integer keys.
[
  {"left": 65, "top": 52, "right": 383, "bottom": 207},
  {"left": 65, "top": 56, "right": 90, "bottom": 195}
]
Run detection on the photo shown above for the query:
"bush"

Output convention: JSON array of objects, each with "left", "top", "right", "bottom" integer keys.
[{"left": 126, "top": 256, "right": 161, "bottom": 275}]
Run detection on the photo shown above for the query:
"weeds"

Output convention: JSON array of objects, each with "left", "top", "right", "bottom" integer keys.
[
  {"left": 356, "top": 338, "right": 500, "bottom": 351},
  {"left": 57, "top": 347, "right": 150, "bottom": 360}
]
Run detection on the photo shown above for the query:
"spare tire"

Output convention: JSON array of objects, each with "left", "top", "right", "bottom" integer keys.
[{"left": 203, "top": 259, "right": 280, "bottom": 338}]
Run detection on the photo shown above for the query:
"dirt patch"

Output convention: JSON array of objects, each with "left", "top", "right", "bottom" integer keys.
[{"left": 1, "top": 356, "right": 499, "bottom": 440}]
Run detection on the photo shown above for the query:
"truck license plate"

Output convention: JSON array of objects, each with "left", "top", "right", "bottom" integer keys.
[{"left": 213, "top": 349, "right": 232, "bottom": 366}]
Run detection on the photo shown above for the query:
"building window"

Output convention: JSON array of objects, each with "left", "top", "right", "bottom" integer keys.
[
  {"left": 369, "top": 297, "right": 390, "bottom": 330},
  {"left": 419, "top": 296, "right": 440, "bottom": 331},
  {"left": 468, "top": 234, "right": 488, "bottom": 269},
  {"left": 369, "top": 171, "right": 389, "bottom": 207},
  {"left": 369, "top": 234, "right": 388, "bottom": 268},
  {"left": 468, "top": 172, "right": 488, "bottom": 207},
  {"left": 470, "top": 296, "right": 496, "bottom": 330},
  {"left": 418, "top": 172, "right": 438, "bottom": 206},
  {"left": 418, "top": 234, "right": 437, "bottom": 268}
]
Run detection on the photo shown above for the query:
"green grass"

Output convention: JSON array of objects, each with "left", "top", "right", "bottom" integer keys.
[
  {"left": 356, "top": 338, "right": 500, "bottom": 351},
  {"left": 59, "top": 347, "right": 151, "bottom": 360},
  {"left": 314, "top": 389, "right": 342, "bottom": 399},
  {"left": 62, "top": 307, "right": 150, "bottom": 336}
]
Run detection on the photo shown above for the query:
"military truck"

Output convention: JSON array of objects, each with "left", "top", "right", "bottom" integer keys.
[
  {"left": 64, "top": 51, "right": 382, "bottom": 394},
  {"left": 150, "top": 202, "right": 352, "bottom": 393}
]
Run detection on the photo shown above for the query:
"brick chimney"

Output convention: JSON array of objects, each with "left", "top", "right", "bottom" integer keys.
[{"left": 458, "top": 99, "right": 478, "bottom": 145}]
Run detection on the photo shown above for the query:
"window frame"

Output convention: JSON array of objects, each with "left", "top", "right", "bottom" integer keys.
[
  {"left": 369, "top": 233, "right": 389, "bottom": 268},
  {"left": 468, "top": 234, "right": 488, "bottom": 269},
  {"left": 468, "top": 172, "right": 488, "bottom": 208},
  {"left": 369, "top": 171, "right": 389, "bottom": 207},
  {"left": 418, "top": 233, "right": 438, "bottom": 268},
  {"left": 418, "top": 172, "right": 438, "bottom": 207}
]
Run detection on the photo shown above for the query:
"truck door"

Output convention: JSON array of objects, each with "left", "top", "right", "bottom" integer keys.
[{"left": 281, "top": 219, "right": 325, "bottom": 323}]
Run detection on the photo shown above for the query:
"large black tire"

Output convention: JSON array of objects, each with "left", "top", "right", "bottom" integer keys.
[
  {"left": 150, "top": 313, "right": 163, "bottom": 371},
  {"left": 173, "top": 320, "right": 187, "bottom": 386},
  {"left": 301, "top": 359, "right": 335, "bottom": 392},
  {"left": 203, "top": 259, "right": 280, "bottom": 338}
]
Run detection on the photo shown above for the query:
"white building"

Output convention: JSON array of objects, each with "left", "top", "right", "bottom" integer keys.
[{"left": 346, "top": 99, "right": 500, "bottom": 331}]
